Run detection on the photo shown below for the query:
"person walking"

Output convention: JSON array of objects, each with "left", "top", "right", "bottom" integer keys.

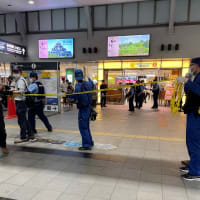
[
  {"left": 12, "top": 66, "right": 34, "bottom": 143},
  {"left": 71, "top": 69, "right": 94, "bottom": 151},
  {"left": 180, "top": 58, "right": 200, "bottom": 181},
  {"left": 151, "top": 77, "right": 160, "bottom": 110},
  {"left": 28, "top": 72, "right": 52, "bottom": 134}
]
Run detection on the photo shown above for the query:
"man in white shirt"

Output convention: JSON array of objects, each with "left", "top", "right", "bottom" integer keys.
[{"left": 12, "top": 66, "right": 34, "bottom": 143}]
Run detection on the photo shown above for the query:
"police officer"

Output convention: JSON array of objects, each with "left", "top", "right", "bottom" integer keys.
[
  {"left": 28, "top": 72, "right": 52, "bottom": 134},
  {"left": 71, "top": 69, "right": 94, "bottom": 151},
  {"left": 180, "top": 58, "right": 200, "bottom": 181},
  {"left": 13, "top": 66, "right": 34, "bottom": 143}
]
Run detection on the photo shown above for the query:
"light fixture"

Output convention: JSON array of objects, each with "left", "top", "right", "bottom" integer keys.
[{"left": 28, "top": 0, "right": 35, "bottom": 5}]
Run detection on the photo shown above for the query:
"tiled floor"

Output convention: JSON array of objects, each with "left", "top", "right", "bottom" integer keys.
[{"left": 0, "top": 104, "right": 199, "bottom": 200}]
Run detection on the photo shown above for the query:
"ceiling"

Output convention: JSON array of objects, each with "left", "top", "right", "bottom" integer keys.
[{"left": 0, "top": 0, "right": 145, "bottom": 13}]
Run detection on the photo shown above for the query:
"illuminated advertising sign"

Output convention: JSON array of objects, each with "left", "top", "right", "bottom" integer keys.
[
  {"left": 108, "top": 34, "right": 150, "bottom": 57},
  {"left": 0, "top": 40, "right": 26, "bottom": 57},
  {"left": 39, "top": 38, "right": 74, "bottom": 59}
]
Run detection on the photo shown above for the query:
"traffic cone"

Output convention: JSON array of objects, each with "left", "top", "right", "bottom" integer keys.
[{"left": 5, "top": 96, "right": 17, "bottom": 119}]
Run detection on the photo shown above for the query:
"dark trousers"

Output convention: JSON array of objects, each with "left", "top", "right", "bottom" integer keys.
[
  {"left": 129, "top": 97, "right": 134, "bottom": 111},
  {"left": 0, "top": 104, "right": 6, "bottom": 148},
  {"left": 15, "top": 101, "right": 33, "bottom": 139},
  {"left": 152, "top": 92, "right": 159, "bottom": 109},
  {"left": 78, "top": 107, "right": 94, "bottom": 148},
  {"left": 101, "top": 94, "right": 106, "bottom": 107},
  {"left": 136, "top": 95, "right": 142, "bottom": 109},
  {"left": 28, "top": 103, "right": 52, "bottom": 132},
  {"left": 186, "top": 113, "right": 200, "bottom": 176}
]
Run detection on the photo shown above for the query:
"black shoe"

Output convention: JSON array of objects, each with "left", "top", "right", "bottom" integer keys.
[
  {"left": 182, "top": 173, "right": 200, "bottom": 181},
  {"left": 48, "top": 127, "right": 53, "bottom": 132},
  {"left": 180, "top": 166, "right": 189, "bottom": 173},
  {"left": 78, "top": 147, "right": 92, "bottom": 151}
]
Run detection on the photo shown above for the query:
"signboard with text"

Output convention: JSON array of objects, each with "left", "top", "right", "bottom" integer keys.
[{"left": 0, "top": 40, "right": 26, "bottom": 57}]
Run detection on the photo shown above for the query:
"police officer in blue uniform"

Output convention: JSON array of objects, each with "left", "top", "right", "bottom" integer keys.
[
  {"left": 28, "top": 72, "right": 52, "bottom": 134},
  {"left": 71, "top": 69, "right": 94, "bottom": 151},
  {"left": 180, "top": 58, "right": 200, "bottom": 181}
]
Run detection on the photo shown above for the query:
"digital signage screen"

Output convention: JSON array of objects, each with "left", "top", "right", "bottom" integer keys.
[
  {"left": 0, "top": 40, "right": 26, "bottom": 57},
  {"left": 39, "top": 38, "right": 74, "bottom": 59},
  {"left": 107, "top": 34, "right": 150, "bottom": 57}
]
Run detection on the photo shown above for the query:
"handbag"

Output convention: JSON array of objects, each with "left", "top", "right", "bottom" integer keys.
[{"left": 90, "top": 108, "right": 98, "bottom": 121}]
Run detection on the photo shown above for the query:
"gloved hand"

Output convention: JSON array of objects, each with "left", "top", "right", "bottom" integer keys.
[
  {"left": 86, "top": 73, "right": 90, "bottom": 79},
  {"left": 185, "top": 72, "right": 193, "bottom": 80},
  {"left": 176, "top": 76, "right": 185, "bottom": 83}
]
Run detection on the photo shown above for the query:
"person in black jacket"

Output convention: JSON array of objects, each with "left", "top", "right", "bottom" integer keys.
[
  {"left": 0, "top": 84, "right": 12, "bottom": 154},
  {"left": 100, "top": 80, "right": 108, "bottom": 107}
]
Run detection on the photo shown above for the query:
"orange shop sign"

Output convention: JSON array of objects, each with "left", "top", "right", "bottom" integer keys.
[{"left": 165, "top": 86, "right": 174, "bottom": 100}]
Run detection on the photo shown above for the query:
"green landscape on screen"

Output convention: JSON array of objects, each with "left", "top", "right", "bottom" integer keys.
[{"left": 119, "top": 35, "right": 150, "bottom": 56}]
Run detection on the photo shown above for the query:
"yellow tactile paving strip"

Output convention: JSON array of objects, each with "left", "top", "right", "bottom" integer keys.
[{"left": 6, "top": 125, "right": 185, "bottom": 143}]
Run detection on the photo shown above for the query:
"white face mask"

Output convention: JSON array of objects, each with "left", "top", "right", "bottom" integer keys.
[
  {"left": 30, "top": 79, "right": 33, "bottom": 83},
  {"left": 13, "top": 74, "right": 20, "bottom": 79}
]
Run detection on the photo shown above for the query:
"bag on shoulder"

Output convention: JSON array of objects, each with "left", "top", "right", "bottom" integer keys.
[{"left": 90, "top": 108, "right": 98, "bottom": 121}]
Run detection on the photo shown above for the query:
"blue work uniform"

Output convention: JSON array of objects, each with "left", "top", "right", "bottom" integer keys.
[
  {"left": 184, "top": 73, "right": 200, "bottom": 176},
  {"left": 28, "top": 81, "right": 52, "bottom": 133},
  {"left": 71, "top": 79, "right": 94, "bottom": 148}
]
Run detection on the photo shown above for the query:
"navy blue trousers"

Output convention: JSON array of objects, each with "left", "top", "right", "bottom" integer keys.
[
  {"left": 78, "top": 107, "right": 94, "bottom": 148},
  {"left": 28, "top": 104, "right": 52, "bottom": 132},
  {"left": 15, "top": 101, "right": 33, "bottom": 139},
  {"left": 186, "top": 113, "right": 200, "bottom": 176}
]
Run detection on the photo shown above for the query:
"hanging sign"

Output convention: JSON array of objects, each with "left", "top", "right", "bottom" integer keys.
[{"left": 0, "top": 40, "right": 26, "bottom": 57}]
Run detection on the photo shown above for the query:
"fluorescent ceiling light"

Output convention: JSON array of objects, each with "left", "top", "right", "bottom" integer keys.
[{"left": 28, "top": 0, "right": 35, "bottom": 5}]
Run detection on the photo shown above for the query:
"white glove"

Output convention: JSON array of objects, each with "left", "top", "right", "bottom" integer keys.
[
  {"left": 185, "top": 72, "right": 193, "bottom": 80},
  {"left": 176, "top": 76, "right": 185, "bottom": 83},
  {"left": 86, "top": 73, "right": 90, "bottom": 79}
]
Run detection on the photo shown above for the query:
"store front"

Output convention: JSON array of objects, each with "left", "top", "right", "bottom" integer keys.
[
  {"left": 59, "top": 58, "right": 190, "bottom": 104},
  {"left": 97, "top": 58, "right": 190, "bottom": 104}
]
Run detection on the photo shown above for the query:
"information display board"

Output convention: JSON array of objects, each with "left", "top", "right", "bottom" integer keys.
[
  {"left": 108, "top": 34, "right": 150, "bottom": 57},
  {"left": 11, "top": 62, "right": 60, "bottom": 113},
  {"left": 39, "top": 39, "right": 74, "bottom": 59},
  {"left": 0, "top": 40, "right": 26, "bottom": 57}
]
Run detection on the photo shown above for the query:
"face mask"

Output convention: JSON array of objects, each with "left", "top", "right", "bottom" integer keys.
[
  {"left": 30, "top": 79, "right": 33, "bottom": 83},
  {"left": 13, "top": 74, "right": 20, "bottom": 79}
]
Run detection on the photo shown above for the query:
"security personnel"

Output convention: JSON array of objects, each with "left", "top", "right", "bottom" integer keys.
[
  {"left": 28, "top": 72, "right": 52, "bottom": 134},
  {"left": 180, "top": 58, "right": 200, "bottom": 181},
  {"left": 71, "top": 69, "right": 94, "bottom": 151},
  {"left": 13, "top": 66, "right": 34, "bottom": 143}
]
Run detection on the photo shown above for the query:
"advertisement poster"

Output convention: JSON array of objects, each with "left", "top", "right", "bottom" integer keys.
[
  {"left": 39, "top": 39, "right": 74, "bottom": 59},
  {"left": 66, "top": 69, "right": 75, "bottom": 85},
  {"left": 165, "top": 86, "right": 174, "bottom": 100},
  {"left": 108, "top": 34, "right": 150, "bottom": 57}
]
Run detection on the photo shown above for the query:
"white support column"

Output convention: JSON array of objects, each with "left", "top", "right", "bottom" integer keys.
[
  {"left": 169, "top": 0, "right": 176, "bottom": 34},
  {"left": 84, "top": 6, "right": 93, "bottom": 40}
]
